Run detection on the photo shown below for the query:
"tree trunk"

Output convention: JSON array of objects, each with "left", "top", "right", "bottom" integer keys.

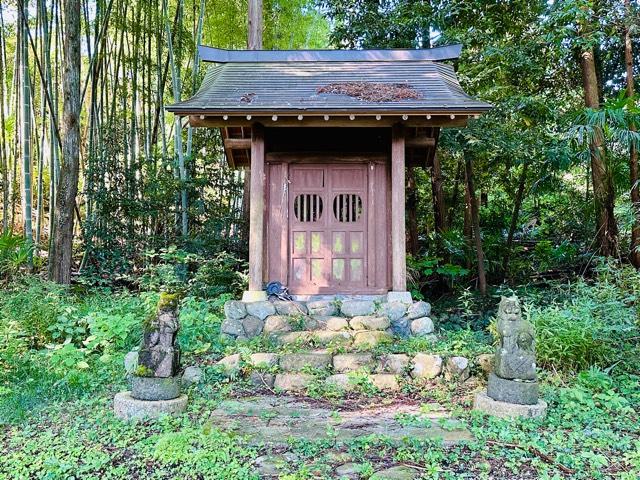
[
  {"left": 50, "top": 0, "right": 80, "bottom": 284},
  {"left": 0, "top": 8, "right": 8, "bottom": 233},
  {"left": 625, "top": 0, "right": 640, "bottom": 267},
  {"left": 430, "top": 152, "right": 447, "bottom": 233},
  {"left": 406, "top": 167, "right": 419, "bottom": 256},
  {"left": 19, "top": 0, "right": 34, "bottom": 265},
  {"left": 465, "top": 156, "right": 487, "bottom": 295},
  {"left": 580, "top": 48, "right": 618, "bottom": 256},
  {"left": 502, "top": 160, "right": 528, "bottom": 277}
]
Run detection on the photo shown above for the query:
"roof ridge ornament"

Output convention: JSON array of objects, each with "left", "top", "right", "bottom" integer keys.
[{"left": 197, "top": 44, "right": 463, "bottom": 63}]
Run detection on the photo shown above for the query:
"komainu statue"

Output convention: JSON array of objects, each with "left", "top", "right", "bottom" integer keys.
[
  {"left": 493, "top": 296, "right": 536, "bottom": 381},
  {"left": 487, "top": 295, "right": 539, "bottom": 405}
]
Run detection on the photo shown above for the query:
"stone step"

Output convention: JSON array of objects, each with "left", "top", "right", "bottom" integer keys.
[
  {"left": 215, "top": 351, "right": 494, "bottom": 395},
  {"left": 210, "top": 395, "right": 472, "bottom": 448}
]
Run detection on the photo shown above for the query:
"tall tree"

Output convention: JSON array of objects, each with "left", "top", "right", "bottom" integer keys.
[
  {"left": 625, "top": 0, "right": 639, "bottom": 267},
  {"left": 465, "top": 155, "right": 486, "bottom": 295},
  {"left": 19, "top": 0, "right": 34, "bottom": 265},
  {"left": 50, "top": 0, "right": 81, "bottom": 284}
]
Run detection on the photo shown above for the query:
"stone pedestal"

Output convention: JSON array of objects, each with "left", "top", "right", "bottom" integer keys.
[
  {"left": 131, "top": 376, "right": 181, "bottom": 401},
  {"left": 473, "top": 390, "right": 547, "bottom": 419},
  {"left": 115, "top": 376, "right": 187, "bottom": 420},
  {"left": 114, "top": 392, "right": 188, "bottom": 420},
  {"left": 487, "top": 373, "right": 538, "bottom": 405}
]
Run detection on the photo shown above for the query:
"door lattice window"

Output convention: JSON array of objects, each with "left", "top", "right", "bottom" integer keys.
[
  {"left": 333, "top": 194, "right": 363, "bottom": 223},
  {"left": 293, "top": 194, "right": 323, "bottom": 222}
]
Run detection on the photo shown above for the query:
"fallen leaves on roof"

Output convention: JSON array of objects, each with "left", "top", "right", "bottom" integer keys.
[{"left": 316, "top": 82, "right": 422, "bottom": 102}]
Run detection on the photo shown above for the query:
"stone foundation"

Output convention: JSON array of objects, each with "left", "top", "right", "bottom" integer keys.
[
  {"left": 221, "top": 298, "right": 434, "bottom": 343},
  {"left": 473, "top": 390, "right": 547, "bottom": 419}
]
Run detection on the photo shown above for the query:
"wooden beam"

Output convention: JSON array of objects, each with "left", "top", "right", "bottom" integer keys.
[
  {"left": 188, "top": 115, "right": 470, "bottom": 128},
  {"left": 248, "top": 123, "right": 265, "bottom": 292},
  {"left": 266, "top": 152, "right": 388, "bottom": 164},
  {"left": 224, "top": 137, "right": 252, "bottom": 149},
  {"left": 405, "top": 136, "right": 436, "bottom": 148},
  {"left": 391, "top": 124, "right": 407, "bottom": 292}
]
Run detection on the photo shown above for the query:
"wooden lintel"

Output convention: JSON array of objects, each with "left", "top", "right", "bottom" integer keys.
[
  {"left": 266, "top": 152, "right": 389, "bottom": 164},
  {"left": 189, "top": 115, "right": 469, "bottom": 128},
  {"left": 405, "top": 137, "right": 436, "bottom": 148},
  {"left": 224, "top": 138, "right": 252, "bottom": 149}
]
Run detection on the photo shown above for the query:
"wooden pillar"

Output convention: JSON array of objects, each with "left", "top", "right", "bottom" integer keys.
[
  {"left": 244, "top": 123, "right": 266, "bottom": 301},
  {"left": 391, "top": 124, "right": 407, "bottom": 293}
]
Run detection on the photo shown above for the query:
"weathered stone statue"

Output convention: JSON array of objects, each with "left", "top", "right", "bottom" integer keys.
[
  {"left": 138, "top": 294, "right": 181, "bottom": 378},
  {"left": 493, "top": 296, "right": 536, "bottom": 381},
  {"left": 486, "top": 296, "right": 540, "bottom": 406},
  {"left": 474, "top": 295, "right": 547, "bottom": 418},
  {"left": 114, "top": 293, "right": 188, "bottom": 420}
]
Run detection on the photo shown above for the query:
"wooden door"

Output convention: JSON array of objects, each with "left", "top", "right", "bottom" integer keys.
[{"left": 288, "top": 164, "right": 369, "bottom": 294}]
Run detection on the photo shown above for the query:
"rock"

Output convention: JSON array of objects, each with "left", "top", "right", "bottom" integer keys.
[
  {"left": 313, "top": 330, "right": 352, "bottom": 347},
  {"left": 475, "top": 354, "right": 494, "bottom": 376},
  {"left": 272, "top": 331, "right": 312, "bottom": 346},
  {"left": 333, "top": 353, "right": 374, "bottom": 373},
  {"left": 245, "top": 301, "right": 276, "bottom": 320},
  {"left": 349, "top": 315, "right": 390, "bottom": 331},
  {"left": 274, "top": 373, "right": 314, "bottom": 392},
  {"left": 445, "top": 356, "right": 470, "bottom": 382},
  {"left": 474, "top": 390, "right": 547, "bottom": 419},
  {"left": 340, "top": 300, "right": 375, "bottom": 317},
  {"left": 370, "top": 465, "right": 420, "bottom": 480},
  {"left": 335, "top": 462, "right": 363, "bottom": 477},
  {"left": 370, "top": 374, "right": 400, "bottom": 392},
  {"left": 300, "top": 315, "right": 322, "bottom": 331},
  {"left": 353, "top": 331, "right": 392, "bottom": 348},
  {"left": 124, "top": 350, "right": 138, "bottom": 374},
  {"left": 181, "top": 366, "right": 203, "bottom": 387},
  {"left": 221, "top": 317, "right": 245, "bottom": 337},
  {"left": 254, "top": 453, "right": 299, "bottom": 476},
  {"left": 242, "top": 315, "right": 264, "bottom": 338},
  {"left": 249, "top": 371, "right": 276, "bottom": 389},
  {"left": 114, "top": 392, "right": 188, "bottom": 421},
  {"left": 407, "top": 301, "right": 431, "bottom": 320},
  {"left": 249, "top": 352, "right": 279, "bottom": 368},
  {"left": 224, "top": 300, "right": 247, "bottom": 320},
  {"left": 307, "top": 300, "right": 338, "bottom": 317},
  {"left": 325, "top": 374, "right": 356, "bottom": 392},
  {"left": 131, "top": 376, "right": 181, "bottom": 401},
  {"left": 217, "top": 353, "right": 241, "bottom": 375},
  {"left": 410, "top": 354, "right": 443, "bottom": 379},
  {"left": 389, "top": 316, "right": 411, "bottom": 338},
  {"left": 280, "top": 353, "right": 332, "bottom": 372},
  {"left": 410, "top": 317, "right": 434, "bottom": 336},
  {"left": 377, "top": 354, "right": 410, "bottom": 374},
  {"left": 487, "top": 373, "right": 539, "bottom": 405},
  {"left": 378, "top": 302, "right": 408, "bottom": 322},
  {"left": 263, "top": 315, "right": 292, "bottom": 334},
  {"left": 273, "top": 300, "right": 308, "bottom": 316},
  {"left": 324, "top": 316, "right": 350, "bottom": 331}
]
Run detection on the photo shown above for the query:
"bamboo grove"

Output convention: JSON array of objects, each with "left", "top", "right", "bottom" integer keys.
[
  {"left": 0, "top": 0, "right": 639, "bottom": 291},
  {"left": 0, "top": 0, "right": 326, "bottom": 281}
]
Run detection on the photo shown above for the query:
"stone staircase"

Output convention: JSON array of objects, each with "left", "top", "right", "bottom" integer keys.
[
  {"left": 216, "top": 349, "right": 490, "bottom": 395},
  {"left": 221, "top": 298, "right": 436, "bottom": 347}
]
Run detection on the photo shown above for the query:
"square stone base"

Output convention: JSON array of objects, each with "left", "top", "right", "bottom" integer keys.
[
  {"left": 242, "top": 290, "right": 268, "bottom": 302},
  {"left": 473, "top": 390, "right": 547, "bottom": 419},
  {"left": 386, "top": 291, "right": 413, "bottom": 304}
]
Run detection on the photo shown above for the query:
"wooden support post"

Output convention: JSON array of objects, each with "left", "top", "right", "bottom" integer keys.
[
  {"left": 390, "top": 124, "right": 408, "bottom": 298},
  {"left": 244, "top": 123, "right": 267, "bottom": 301}
]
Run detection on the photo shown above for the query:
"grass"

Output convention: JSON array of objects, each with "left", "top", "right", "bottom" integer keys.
[{"left": 0, "top": 271, "right": 638, "bottom": 478}]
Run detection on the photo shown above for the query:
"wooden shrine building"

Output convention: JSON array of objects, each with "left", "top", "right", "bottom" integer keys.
[{"left": 167, "top": 44, "right": 491, "bottom": 302}]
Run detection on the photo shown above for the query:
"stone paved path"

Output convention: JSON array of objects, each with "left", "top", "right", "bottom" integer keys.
[{"left": 209, "top": 395, "right": 472, "bottom": 446}]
